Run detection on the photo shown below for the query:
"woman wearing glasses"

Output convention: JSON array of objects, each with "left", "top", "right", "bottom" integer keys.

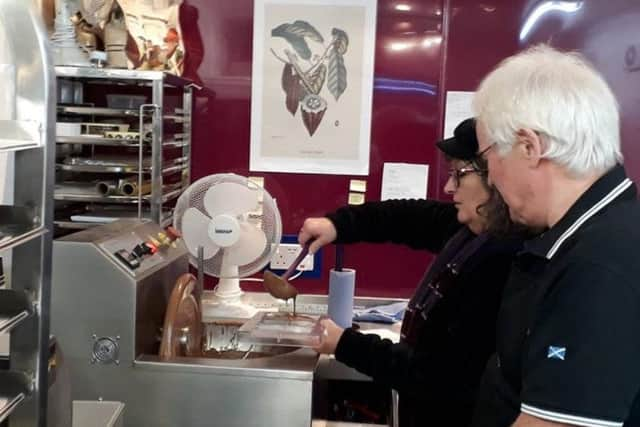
[{"left": 299, "top": 118, "right": 524, "bottom": 427}]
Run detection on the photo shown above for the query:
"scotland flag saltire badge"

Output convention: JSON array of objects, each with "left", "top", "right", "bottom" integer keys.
[{"left": 547, "top": 346, "right": 566, "bottom": 360}]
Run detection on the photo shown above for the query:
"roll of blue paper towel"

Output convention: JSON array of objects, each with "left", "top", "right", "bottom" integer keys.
[{"left": 328, "top": 268, "right": 355, "bottom": 328}]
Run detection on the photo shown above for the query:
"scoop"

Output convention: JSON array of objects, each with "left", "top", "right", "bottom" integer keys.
[{"left": 263, "top": 241, "right": 312, "bottom": 300}]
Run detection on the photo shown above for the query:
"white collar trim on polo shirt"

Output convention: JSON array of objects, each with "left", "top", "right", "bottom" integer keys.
[
  {"left": 522, "top": 403, "right": 623, "bottom": 427},
  {"left": 546, "top": 178, "right": 633, "bottom": 259}
]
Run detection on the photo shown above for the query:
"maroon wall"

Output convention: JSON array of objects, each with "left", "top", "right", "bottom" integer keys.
[
  {"left": 179, "top": 0, "right": 640, "bottom": 297},
  {"left": 443, "top": 0, "right": 640, "bottom": 183}
]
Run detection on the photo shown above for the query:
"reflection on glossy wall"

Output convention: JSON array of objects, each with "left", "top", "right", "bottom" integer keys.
[
  {"left": 518, "top": 1, "right": 640, "bottom": 184},
  {"left": 179, "top": 0, "right": 640, "bottom": 297}
]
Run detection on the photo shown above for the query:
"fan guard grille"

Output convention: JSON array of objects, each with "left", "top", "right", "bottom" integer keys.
[{"left": 173, "top": 173, "right": 282, "bottom": 278}]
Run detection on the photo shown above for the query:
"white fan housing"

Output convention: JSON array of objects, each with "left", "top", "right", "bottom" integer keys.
[{"left": 173, "top": 173, "right": 282, "bottom": 319}]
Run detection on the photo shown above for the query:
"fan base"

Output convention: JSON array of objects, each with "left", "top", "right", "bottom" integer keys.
[{"left": 202, "top": 296, "right": 258, "bottom": 320}]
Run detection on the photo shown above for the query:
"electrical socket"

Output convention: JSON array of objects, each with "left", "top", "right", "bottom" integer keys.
[{"left": 270, "top": 243, "right": 315, "bottom": 271}]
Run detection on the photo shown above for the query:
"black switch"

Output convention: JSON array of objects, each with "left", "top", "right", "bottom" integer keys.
[
  {"left": 114, "top": 249, "right": 140, "bottom": 270},
  {"left": 131, "top": 243, "right": 152, "bottom": 259}
]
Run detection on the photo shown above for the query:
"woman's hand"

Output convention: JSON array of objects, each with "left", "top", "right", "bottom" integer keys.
[
  {"left": 298, "top": 217, "right": 337, "bottom": 254},
  {"left": 313, "top": 318, "right": 345, "bottom": 354}
]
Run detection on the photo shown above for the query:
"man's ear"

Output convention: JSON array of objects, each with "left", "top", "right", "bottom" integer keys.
[{"left": 515, "top": 128, "right": 544, "bottom": 166}]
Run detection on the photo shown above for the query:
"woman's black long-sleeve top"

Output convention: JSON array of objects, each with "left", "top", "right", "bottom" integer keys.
[{"left": 326, "top": 199, "right": 521, "bottom": 427}]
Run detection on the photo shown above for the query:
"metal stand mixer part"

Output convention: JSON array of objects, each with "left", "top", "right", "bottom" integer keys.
[{"left": 204, "top": 322, "right": 243, "bottom": 352}]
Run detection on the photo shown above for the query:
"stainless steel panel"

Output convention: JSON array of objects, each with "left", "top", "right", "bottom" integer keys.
[
  {"left": 0, "top": 0, "right": 57, "bottom": 425},
  {"left": 52, "top": 243, "right": 137, "bottom": 361},
  {"left": 136, "top": 349, "right": 316, "bottom": 381},
  {"left": 68, "top": 363, "right": 313, "bottom": 427},
  {"left": 0, "top": 119, "right": 41, "bottom": 150},
  {"left": 56, "top": 219, "right": 143, "bottom": 244}
]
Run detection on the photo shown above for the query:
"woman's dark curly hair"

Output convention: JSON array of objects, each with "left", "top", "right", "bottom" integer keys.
[{"left": 467, "top": 156, "right": 526, "bottom": 237}]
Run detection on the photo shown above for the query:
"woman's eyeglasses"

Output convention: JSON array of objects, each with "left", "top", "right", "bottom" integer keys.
[{"left": 448, "top": 166, "right": 486, "bottom": 188}]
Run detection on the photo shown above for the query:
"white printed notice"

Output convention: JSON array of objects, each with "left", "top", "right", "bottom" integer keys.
[
  {"left": 381, "top": 163, "right": 429, "bottom": 201},
  {"left": 444, "top": 91, "right": 474, "bottom": 138}
]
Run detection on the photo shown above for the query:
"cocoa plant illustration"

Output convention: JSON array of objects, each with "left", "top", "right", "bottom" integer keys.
[{"left": 271, "top": 21, "right": 348, "bottom": 136}]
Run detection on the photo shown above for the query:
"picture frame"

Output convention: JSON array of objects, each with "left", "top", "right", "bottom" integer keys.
[{"left": 250, "top": 0, "right": 377, "bottom": 175}]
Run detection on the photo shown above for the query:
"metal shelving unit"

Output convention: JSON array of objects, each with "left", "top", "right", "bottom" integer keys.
[
  {"left": 0, "top": 1, "right": 56, "bottom": 426},
  {"left": 53, "top": 66, "right": 195, "bottom": 233}
]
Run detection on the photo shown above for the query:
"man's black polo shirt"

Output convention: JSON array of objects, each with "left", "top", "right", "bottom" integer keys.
[{"left": 473, "top": 164, "right": 640, "bottom": 427}]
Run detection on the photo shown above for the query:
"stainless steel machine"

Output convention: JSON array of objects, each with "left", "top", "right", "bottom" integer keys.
[{"left": 50, "top": 220, "right": 319, "bottom": 427}]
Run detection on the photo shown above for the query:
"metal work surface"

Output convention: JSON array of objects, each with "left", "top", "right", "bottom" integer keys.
[{"left": 136, "top": 347, "right": 317, "bottom": 381}]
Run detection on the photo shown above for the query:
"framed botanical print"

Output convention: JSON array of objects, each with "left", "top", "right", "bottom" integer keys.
[{"left": 250, "top": 0, "right": 377, "bottom": 175}]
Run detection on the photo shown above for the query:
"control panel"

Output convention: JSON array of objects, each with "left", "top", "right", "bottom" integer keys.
[{"left": 99, "top": 224, "right": 184, "bottom": 276}]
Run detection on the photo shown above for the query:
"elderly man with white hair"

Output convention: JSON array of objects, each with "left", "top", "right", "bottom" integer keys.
[{"left": 471, "top": 45, "right": 640, "bottom": 427}]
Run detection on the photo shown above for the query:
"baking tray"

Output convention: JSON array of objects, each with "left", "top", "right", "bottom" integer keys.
[
  {"left": 62, "top": 156, "right": 151, "bottom": 168},
  {"left": 55, "top": 182, "right": 102, "bottom": 197},
  {"left": 57, "top": 135, "right": 145, "bottom": 147}
]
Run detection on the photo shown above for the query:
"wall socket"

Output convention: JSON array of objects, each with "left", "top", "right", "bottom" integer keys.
[{"left": 270, "top": 243, "right": 315, "bottom": 271}]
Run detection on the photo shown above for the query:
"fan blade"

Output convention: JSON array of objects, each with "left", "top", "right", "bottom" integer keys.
[
  {"left": 203, "top": 182, "right": 260, "bottom": 218},
  {"left": 223, "top": 221, "right": 267, "bottom": 266},
  {"left": 182, "top": 207, "right": 220, "bottom": 259}
]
